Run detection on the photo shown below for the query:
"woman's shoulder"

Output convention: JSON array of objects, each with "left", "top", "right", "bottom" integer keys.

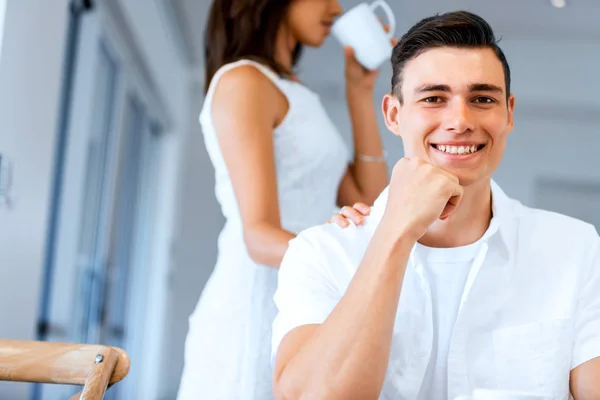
[
  {"left": 214, "top": 59, "right": 280, "bottom": 84},
  {"left": 203, "top": 60, "right": 288, "bottom": 127},
  {"left": 209, "top": 60, "right": 283, "bottom": 99},
  {"left": 212, "top": 64, "right": 281, "bottom": 105}
]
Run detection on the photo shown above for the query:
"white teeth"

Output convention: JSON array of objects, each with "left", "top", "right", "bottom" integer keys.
[{"left": 435, "top": 144, "right": 480, "bottom": 155}]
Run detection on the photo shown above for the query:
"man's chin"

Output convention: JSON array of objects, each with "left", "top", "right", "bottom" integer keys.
[
  {"left": 423, "top": 161, "right": 474, "bottom": 184},
  {"left": 455, "top": 173, "right": 490, "bottom": 188}
]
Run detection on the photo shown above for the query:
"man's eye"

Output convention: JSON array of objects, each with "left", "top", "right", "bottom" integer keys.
[
  {"left": 474, "top": 97, "right": 495, "bottom": 104},
  {"left": 423, "top": 96, "right": 442, "bottom": 103}
]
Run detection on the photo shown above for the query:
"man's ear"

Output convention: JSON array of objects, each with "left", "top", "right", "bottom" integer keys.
[
  {"left": 506, "top": 93, "right": 515, "bottom": 134},
  {"left": 382, "top": 93, "right": 401, "bottom": 137}
]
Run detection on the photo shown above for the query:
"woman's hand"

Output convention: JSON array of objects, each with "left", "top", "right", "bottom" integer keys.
[
  {"left": 344, "top": 24, "right": 397, "bottom": 92},
  {"left": 329, "top": 202, "right": 372, "bottom": 228}
]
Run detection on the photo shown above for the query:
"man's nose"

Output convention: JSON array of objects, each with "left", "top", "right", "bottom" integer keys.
[{"left": 443, "top": 100, "right": 475, "bottom": 134}]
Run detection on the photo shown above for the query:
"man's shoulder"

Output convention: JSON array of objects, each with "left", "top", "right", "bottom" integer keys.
[
  {"left": 516, "top": 202, "right": 598, "bottom": 240},
  {"left": 513, "top": 202, "right": 599, "bottom": 258},
  {"left": 289, "top": 218, "right": 377, "bottom": 266},
  {"left": 296, "top": 218, "right": 376, "bottom": 249},
  {"left": 493, "top": 181, "right": 597, "bottom": 242}
]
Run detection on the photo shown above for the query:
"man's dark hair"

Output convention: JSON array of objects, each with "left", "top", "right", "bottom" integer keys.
[{"left": 391, "top": 11, "right": 511, "bottom": 103}]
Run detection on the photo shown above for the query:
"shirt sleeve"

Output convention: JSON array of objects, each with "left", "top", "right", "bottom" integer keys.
[
  {"left": 571, "top": 231, "right": 600, "bottom": 369},
  {"left": 271, "top": 232, "right": 342, "bottom": 364}
]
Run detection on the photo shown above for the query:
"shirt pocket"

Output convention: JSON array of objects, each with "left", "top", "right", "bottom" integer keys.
[{"left": 492, "top": 319, "right": 572, "bottom": 399}]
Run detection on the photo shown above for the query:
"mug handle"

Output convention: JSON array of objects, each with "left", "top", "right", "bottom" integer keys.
[{"left": 370, "top": 0, "right": 396, "bottom": 40}]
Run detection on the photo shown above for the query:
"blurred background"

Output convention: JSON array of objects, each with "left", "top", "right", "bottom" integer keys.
[{"left": 0, "top": 0, "right": 598, "bottom": 398}]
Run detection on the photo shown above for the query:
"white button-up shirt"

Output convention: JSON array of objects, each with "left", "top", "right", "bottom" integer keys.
[{"left": 272, "top": 181, "right": 600, "bottom": 400}]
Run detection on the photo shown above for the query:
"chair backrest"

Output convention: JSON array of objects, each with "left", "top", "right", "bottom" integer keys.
[{"left": 0, "top": 339, "right": 130, "bottom": 400}]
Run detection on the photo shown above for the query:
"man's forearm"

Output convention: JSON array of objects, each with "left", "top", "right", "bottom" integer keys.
[{"left": 276, "top": 222, "right": 415, "bottom": 399}]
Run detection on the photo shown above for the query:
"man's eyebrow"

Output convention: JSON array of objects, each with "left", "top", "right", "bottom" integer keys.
[
  {"left": 414, "top": 84, "right": 451, "bottom": 94},
  {"left": 413, "top": 83, "right": 505, "bottom": 94},
  {"left": 469, "top": 83, "right": 504, "bottom": 93}
]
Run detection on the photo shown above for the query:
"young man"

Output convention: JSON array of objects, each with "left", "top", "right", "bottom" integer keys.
[{"left": 271, "top": 11, "right": 600, "bottom": 400}]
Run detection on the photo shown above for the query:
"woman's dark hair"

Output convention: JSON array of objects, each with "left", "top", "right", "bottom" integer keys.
[
  {"left": 203, "top": 0, "right": 303, "bottom": 93},
  {"left": 391, "top": 11, "right": 511, "bottom": 103}
]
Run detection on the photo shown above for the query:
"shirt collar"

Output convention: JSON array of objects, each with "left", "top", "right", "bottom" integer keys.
[{"left": 369, "top": 180, "right": 519, "bottom": 260}]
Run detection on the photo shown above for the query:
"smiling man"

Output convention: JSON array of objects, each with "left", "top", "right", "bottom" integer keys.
[{"left": 271, "top": 11, "right": 600, "bottom": 400}]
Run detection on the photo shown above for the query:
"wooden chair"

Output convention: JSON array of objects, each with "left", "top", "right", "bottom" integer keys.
[{"left": 0, "top": 339, "right": 130, "bottom": 400}]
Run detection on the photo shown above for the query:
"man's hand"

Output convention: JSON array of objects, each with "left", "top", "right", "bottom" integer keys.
[{"left": 383, "top": 157, "right": 464, "bottom": 241}]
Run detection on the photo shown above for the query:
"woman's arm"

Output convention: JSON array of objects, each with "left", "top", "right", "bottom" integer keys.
[
  {"left": 345, "top": 88, "right": 389, "bottom": 203},
  {"left": 212, "top": 66, "right": 295, "bottom": 268},
  {"left": 212, "top": 66, "right": 370, "bottom": 268},
  {"left": 336, "top": 47, "right": 390, "bottom": 207},
  {"left": 336, "top": 93, "right": 388, "bottom": 208}
]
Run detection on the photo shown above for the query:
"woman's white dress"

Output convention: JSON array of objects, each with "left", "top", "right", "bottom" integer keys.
[{"left": 177, "top": 59, "right": 350, "bottom": 399}]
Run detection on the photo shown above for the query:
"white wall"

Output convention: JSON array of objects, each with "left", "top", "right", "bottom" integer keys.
[
  {"left": 0, "top": 0, "right": 7, "bottom": 66},
  {"left": 0, "top": 0, "right": 70, "bottom": 397}
]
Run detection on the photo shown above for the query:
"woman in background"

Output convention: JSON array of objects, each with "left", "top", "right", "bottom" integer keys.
[{"left": 177, "top": 0, "right": 391, "bottom": 398}]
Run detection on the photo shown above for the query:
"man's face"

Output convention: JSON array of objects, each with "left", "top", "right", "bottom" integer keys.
[{"left": 383, "top": 47, "right": 515, "bottom": 187}]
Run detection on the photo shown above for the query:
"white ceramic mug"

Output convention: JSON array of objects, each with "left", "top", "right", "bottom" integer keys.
[{"left": 331, "top": 0, "right": 396, "bottom": 70}]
